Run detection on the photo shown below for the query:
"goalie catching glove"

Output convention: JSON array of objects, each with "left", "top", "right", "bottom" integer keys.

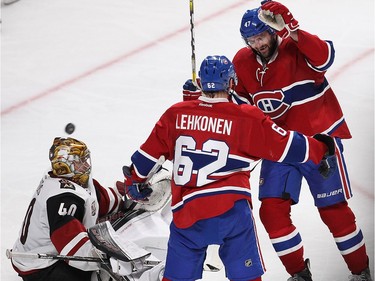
[
  {"left": 123, "top": 166, "right": 153, "bottom": 201},
  {"left": 258, "top": 0, "right": 299, "bottom": 38}
]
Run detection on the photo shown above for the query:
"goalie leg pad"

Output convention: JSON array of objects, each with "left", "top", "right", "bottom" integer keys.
[
  {"left": 138, "top": 261, "right": 165, "bottom": 281},
  {"left": 109, "top": 257, "right": 133, "bottom": 276},
  {"left": 88, "top": 221, "right": 151, "bottom": 263}
]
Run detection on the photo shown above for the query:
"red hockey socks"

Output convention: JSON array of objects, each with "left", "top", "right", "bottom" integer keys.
[
  {"left": 318, "top": 202, "right": 369, "bottom": 274},
  {"left": 259, "top": 198, "right": 305, "bottom": 275}
]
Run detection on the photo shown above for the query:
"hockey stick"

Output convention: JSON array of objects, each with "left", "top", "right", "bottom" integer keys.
[
  {"left": 189, "top": 0, "right": 197, "bottom": 83},
  {"left": 6, "top": 249, "right": 158, "bottom": 268},
  {"left": 6, "top": 249, "right": 135, "bottom": 281},
  {"left": 6, "top": 249, "right": 103, "bottom": 262},
  {"left": 144, "top": 155, "right": 166, "bottom": 185},
  {"left": 123, "top": 155, "right": 165, "bottom": 186}
]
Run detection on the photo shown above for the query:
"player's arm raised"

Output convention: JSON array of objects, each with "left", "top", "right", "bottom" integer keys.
[{"left": 259, "top": 0, "right": 334, "bottom": 71}]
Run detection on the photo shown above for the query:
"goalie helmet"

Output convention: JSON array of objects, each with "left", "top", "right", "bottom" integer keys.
[
  {"left": 49, "top": 137, "right": 91, "bottom": 188},
  {"left": 240, "top": 8, "right": 275, "bottom": 40},
  {"left": 198, "top": 55, "right": 237, "bottom": 93}
]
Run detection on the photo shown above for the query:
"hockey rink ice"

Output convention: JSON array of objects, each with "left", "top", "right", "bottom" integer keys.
[{"left": 1, "top": 0, "right": 374, "bottom": 280}]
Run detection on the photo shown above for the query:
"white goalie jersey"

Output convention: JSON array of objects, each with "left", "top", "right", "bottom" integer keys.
[
  {"left": 11, "top": 171, "right": 122, "bottom": 275},
  {"left": 11, "top": 167, "right": 218, "bottom": 281}
]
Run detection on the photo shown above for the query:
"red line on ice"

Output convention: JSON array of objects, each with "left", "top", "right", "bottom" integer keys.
[
  {"left": 328, "top": 48, "right": 374, "bottom": 81},
  {"left": 1, "top": 0, "right": 249, "bottom": 116}
]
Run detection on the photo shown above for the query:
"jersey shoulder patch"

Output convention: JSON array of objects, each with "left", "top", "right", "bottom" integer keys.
[{"left": 59, "top": 179, "right": 76, "bottom": 190}]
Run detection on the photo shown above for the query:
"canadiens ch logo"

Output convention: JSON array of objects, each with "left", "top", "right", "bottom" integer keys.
[{"left": 253, "top": 90, "right": 290, "bottom": 119}]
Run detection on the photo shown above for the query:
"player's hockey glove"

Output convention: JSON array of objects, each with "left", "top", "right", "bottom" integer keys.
[
  {"left": 258, "top": 0, "right": 299, "bottom": 38},
  {"left": 183, "top": 78, "right": 202, "bottom": 101},
  {"left": 113, "top": 180, "right": 139, "bottom": 211},
  {"left": 123, "top": 166, "right": 153, "bottom": 201},
  {"left": 313, "top": 134, "right": 337, "bottom": 179}
]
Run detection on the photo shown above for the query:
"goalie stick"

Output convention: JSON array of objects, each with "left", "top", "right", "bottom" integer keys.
[
  {"left": 6, "top": 250, "right": 159, "bottom": 281},
  {"left": 6, "top": 249, "right": 103, "bottom": 262},
  {"left": 6, "top": 249, "right": 129, "bottom": 281}
]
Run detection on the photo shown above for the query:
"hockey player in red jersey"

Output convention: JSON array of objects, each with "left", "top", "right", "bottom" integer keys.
[
  {"left": 123, "top": 55, "right": 338, "bottom": 281},
  {"left": 232, "top": 2, "right": 373, "bottom": 281},
  {"left": 11, "top": 137, "right": 126, "bottom": 281}
]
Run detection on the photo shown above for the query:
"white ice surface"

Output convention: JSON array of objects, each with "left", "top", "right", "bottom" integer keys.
[{"left": 1, "top": 0, "right": 374, "bottom": 280}]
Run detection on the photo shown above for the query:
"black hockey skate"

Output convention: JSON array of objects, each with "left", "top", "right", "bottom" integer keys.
[
  {"left": 349, "top": 267, "right": 373, "bottom": 281},
  {"left": 287, "top": 259, "right": 312, "bottom": 281}
]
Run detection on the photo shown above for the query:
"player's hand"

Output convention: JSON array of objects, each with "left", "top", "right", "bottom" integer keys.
[
  {"left": 258, "top": 1, "right": 299, "bottom": 38},
  {"left": 183, "top": 78, "right": 201, "bottom": 101},
  {"left": 125, "top": 183, "right": 153, "bottom": 201},
  {"left": 123, "top": 166, "right": 153, "bottom": 201},
  {"left": 313, "top": 134, "right": 337, "bottom": 179}
]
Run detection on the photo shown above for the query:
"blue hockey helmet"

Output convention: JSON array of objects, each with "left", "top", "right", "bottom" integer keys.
[
  {"left": 240, "top": 8, "right": 275, "bottom": 39},
  {"left": 198, "top": 55, "right": 237, "bottom": 92}
]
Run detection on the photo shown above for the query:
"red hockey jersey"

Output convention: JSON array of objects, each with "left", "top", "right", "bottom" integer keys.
[
  {"left": 130, "top": 96, "right": 327, "bottom": 228},
  {"left": 233, "top": 30, "right": 351, "bottom": 139}
]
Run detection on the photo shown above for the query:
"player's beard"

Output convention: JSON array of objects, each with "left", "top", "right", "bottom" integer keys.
[{"left": 252, "top": 35, "right": 278, "bottom": 62}]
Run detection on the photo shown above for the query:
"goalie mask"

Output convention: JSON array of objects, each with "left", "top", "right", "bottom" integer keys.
[{"left": 49, "top": 137, "right": 91, "bottom": 188}]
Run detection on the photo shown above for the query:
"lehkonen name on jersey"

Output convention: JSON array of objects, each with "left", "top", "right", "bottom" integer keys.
[{"left": 176, "top": 114, "right": 232, "bottom": 136}]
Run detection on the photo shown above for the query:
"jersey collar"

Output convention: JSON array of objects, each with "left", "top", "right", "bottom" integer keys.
[{"left": 198, "top": 96, "right": 229, "bottom": 103}]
